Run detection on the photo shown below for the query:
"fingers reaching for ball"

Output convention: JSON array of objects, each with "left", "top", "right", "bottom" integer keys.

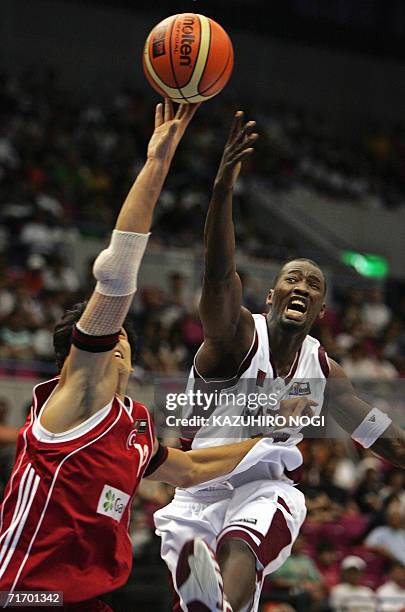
[
  {"left": 176, "top": 101, "right": 202, "bottom": 121},
  {"left": 154, "top": 102, "right": 164, "bottom": 128},
  {"left": 227, "top": 110, "right": 245, "bottom": 143},
  {"left": 214, "top": 112, "right": 259, "bottom": 188},
  {"left": 155, "top": 98, "right": 201, "bottom": 129},
  {"left": 164, "top": 98, "right": 174, "bottom": 123},
  {"left": 226, "top": 112, "right": 259, "bottom": 163}
]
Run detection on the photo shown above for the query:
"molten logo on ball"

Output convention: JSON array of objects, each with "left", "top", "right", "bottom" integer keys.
[{"left": 173, "top": 15, "right": 196, "bottom": 67}]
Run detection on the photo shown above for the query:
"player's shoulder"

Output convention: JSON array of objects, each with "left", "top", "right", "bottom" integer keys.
[
  {"left": 304, "top": 335, "right": 331, "bottom": 377},
  {"left": 124, "top": 396, "right": 153, "bottom": 424}
]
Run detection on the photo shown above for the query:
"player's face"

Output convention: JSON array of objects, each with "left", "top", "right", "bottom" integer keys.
[
  {"left": 267, "top": 261, "right": 326, "bottom": 332},
  {"left": 113, "top": 328, "right": 133, "bottom": 379}
]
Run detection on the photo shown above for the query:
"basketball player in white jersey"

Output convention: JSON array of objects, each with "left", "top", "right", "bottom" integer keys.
[{"left": 154, "top": 111, "right": 405, "bottom": 612}]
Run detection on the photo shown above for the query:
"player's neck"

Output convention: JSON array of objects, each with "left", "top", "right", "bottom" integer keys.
[{"left": 267, "top": 318, "right": 306, "bottom": 378}]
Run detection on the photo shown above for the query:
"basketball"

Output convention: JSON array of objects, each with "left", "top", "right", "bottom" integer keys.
[{"left": 143, "top": 13, "right": 234, "bottom": 103}]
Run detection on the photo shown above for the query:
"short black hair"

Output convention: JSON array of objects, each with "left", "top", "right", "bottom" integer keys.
[
  {"left": 53, "top": 302, "right": 137, "bottom": 372},
  {"left": 273, "top": 258, "right": 326, "bottom": 294}
]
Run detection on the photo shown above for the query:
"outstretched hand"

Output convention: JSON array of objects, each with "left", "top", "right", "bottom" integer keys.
[
  {"left": 147, "top": 98, "right": 200, "bottom": 164},
  {"left": 215, "top": 110, "right": 259, "bottom": 189}
]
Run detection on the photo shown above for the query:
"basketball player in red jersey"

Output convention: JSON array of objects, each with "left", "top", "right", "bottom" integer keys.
[
  {"left": 155, "top": 111, "right": 405, "bottom": 612},
  {"left": 0, "top": 100, "right": 266, "bottom": 611}
]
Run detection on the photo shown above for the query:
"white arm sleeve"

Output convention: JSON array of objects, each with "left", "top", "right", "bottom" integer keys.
[
  {"left": 93, "top": 230, "right": 150, "bottom": 296},
  {"left": 77, "top": 230, "right": 150, "bottom": 336}
]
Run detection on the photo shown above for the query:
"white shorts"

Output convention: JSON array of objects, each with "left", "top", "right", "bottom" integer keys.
[{"left": 154, "top": 479, "right": 307, "bottom": 612}]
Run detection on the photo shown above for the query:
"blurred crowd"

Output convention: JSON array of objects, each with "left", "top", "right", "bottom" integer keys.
[
  {"left": 2, "top": 250, "right": 405, "bottom": 383},
  {"left": 1, "top": 68, "right": 405, "bottom": 610},
  {"left": 261, "top": 441, "right": 405, "bottom": 611}
]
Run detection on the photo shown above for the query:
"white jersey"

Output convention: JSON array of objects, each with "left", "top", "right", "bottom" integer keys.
[{"left": 181, "top": 313, "right": 330, "bottom": 489}]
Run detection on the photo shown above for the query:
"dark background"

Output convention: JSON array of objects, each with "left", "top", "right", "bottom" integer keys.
[{"left": 67, "top": 0, "right": 405, "bottom": 59}]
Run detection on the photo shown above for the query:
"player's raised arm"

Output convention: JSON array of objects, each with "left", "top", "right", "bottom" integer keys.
[
  {"left": 328, "top": 359, "right": 405, "bottom": 469},
  {"left": 145, "top": 436, "right": 260, "bottom": 488},
  {"left": 43, "top": 100, "right": 199, "bottom": 431},
  {"left": 196, "top": 112, "right": 258, "bottom": 377},
  {"left": 67, "top": 100, "right": 198, "bottom": 371}
]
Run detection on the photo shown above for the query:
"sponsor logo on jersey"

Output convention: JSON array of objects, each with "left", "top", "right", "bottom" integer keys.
[
  {"left": 288, "top": 382, "right": 311, "bottom": 396},
  {"left": 233, "top": 517, "right": 258, "bottom": 525},
  {"left": 97, "top": 484, "right": 130, "bottom": 522},
  {"left": 134, "top": 419, "right": 148, "bottom": 434}
]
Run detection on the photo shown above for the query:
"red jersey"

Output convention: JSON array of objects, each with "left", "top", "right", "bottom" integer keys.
[{"left": 0, "top": 377, "right": 155, "bottom": 603}]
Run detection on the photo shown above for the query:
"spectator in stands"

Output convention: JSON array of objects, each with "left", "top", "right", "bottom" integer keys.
[
  {"left": 331, "top": 441, "right": 357, "bottom": 491},
  {"left": 376, "top": 562, "right": 405, "bottom": 612},
  {"left": 0, "top": 397, "right": 18, "bottom": 444},
  {"left": 19, "top": 208, "right": 59, "bottom": 257},
  {"left": 24, "top": 254, "right": 46, "bottom": 296},
  {"left": 129, "top": 509, "right": 153, "bottom": 558},
  {"left": 380, "top": 470, "right": 405, "bottom": 514},
  {"left": 0, "top": 310, "right": 33, "bottom": 360},
  {"left": 0, "top": 279, "right": 15, "bottom": 322},
  {"left": 341, "top": 341, "right": 391, "bottom": 380},
  {"left": 0, "top": 397, "right": 18, "bottom": 500},
  {"left": 315, "top": 540, "right": 340, "bottom": 590},
  {"left": 32, "top": 318, "right": 56, "bottom": 362},
  {"left": 362, "top": 287, "right": 392, "bottom": 336},
  {"left": 366, "top": 505, "right": 405, "bottom": 565},
  {"left": 42, "top": 252, "right": 80, "bottom": 293},
  {"left": 354, "top": 465, "right": 384, "bottom": 515},
  {"left": 159, "top": 271, "right": 189, "bottom": 329},
  {"left": 13, "top": 282, "right": 43, "bottom": 328},
  {"left": 269, "top": 535, "right": 326, "bottom": 611},
  {"left": 330, "top": 556, "right": 376, "bottom": 611}
]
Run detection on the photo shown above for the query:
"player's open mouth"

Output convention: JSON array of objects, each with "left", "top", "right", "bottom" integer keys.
[{"left": 284, "top": 296, "right": 308, "bottom": 320}]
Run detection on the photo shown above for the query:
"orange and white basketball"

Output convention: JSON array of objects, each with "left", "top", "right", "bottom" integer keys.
[{"left": 143, "top": 13, "right": 234, "bottom": 103}]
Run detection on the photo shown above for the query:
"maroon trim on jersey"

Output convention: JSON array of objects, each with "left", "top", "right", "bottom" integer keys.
[
  {"left": 179, "top": 437, "right": 192, "bottom": 452},
  {"left": 284, "top": 463, "right": 304, "bottom": 484},
  {"left": 193, "top": 329, "right": 259, "bottom": 385},
  {"left": 284, "top": 347, "right": 302, "bottom": 383},
  {"left": 318, "top": 345, "right": 330, "bottom": 378},
  {"left": 32, "top": 378, "right": 60, "bottom": 417},
  {"left": 277, "top": 496, "right": 292, "bottom": 515},
  {"left": 217, "top": 507, "right": 292, "bottom": 569},
  {"left": 72, "top": 326, "right": 120, "bottom": 353},
  {"left": 143, "top": 443, "right": 169, "bottom": 477}
]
